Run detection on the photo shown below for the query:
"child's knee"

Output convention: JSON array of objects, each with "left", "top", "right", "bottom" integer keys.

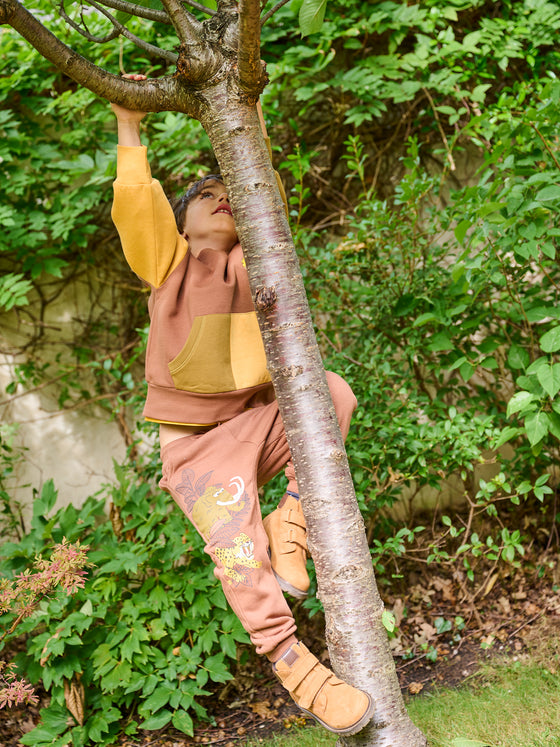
[
  {"left": 325, "top": 371, "right": 357, "bottom": 438},
  {"left": 326, "top": 371, "right": 358, "bottom": 415}
]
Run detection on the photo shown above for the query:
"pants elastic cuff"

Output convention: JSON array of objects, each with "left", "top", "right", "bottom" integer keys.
[{"left": 266, "top": 634, "right": 299, "bottom": 663}]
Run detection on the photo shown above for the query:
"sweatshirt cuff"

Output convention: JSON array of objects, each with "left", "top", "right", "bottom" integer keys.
[{"left": 116, "top": 145, "right": 152, "bottom": 184}]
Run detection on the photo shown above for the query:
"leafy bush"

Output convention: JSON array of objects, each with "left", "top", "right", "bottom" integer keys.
[
  {"left": 0, "top": 466, "right": 249, "bottom": 745},
  {"left": 283, "top": 73, "right": 560, "bottom": 588}
]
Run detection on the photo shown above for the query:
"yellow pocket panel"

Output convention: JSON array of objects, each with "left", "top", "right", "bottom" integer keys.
[
  {"left": 168, "top": 312, "right": 270, "bottom": 394},
  {"left": 230, "top": 312, "right": 270, "bottom": 390}
]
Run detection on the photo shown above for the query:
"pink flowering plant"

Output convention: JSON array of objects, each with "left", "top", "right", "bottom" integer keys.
[
  {"left": 0, "top": 537, "right": 90, "bottom": 710},
  {"left": 0, "top": 661, "right": 39, "bottom": 708}
]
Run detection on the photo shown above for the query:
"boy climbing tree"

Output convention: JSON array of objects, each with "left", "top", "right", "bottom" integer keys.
[{"left": 110, "top": 72, "right": 374, "bottom": 736}]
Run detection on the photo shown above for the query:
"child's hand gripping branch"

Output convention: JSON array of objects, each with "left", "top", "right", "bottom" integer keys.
[
  {"left": 111, "top": 73, "right": 148, "bottom": 147},
  {"left": 109, "top": 77, "right": 374, "bottom": 737}
]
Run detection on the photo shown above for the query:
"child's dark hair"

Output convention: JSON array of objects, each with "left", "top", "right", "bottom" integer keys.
[{"left": 171, "top": 174, "right": 224, "bottom": 233}]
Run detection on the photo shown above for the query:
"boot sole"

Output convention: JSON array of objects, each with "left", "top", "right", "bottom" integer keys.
[
  {"left": 272, "top": 570, "right": 308, "bottom": 600},
  {"left": 296, "top": 692, "right": 375, "bottom": 735}
]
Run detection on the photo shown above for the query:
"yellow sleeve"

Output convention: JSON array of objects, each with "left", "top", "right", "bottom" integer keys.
[
  {"left": 264, "top": 136, "right": 289, "bottom": 218},
  {"left": 111, "top": 146, "right": 188, "bottom": 287}
]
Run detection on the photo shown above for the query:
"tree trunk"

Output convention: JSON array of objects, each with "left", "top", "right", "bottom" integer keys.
[{"left": 197, "top": 80, "right": 427, "bottom": 747}]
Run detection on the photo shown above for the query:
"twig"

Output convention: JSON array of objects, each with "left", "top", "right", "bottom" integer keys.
[
  {"left": 59, "top": 0, "right": 120, "bottom": 42},
  {"left": 317, "top": 328, "right": 364, "bottom": 367},
  {"left": 530, "top": 124, "right": 560, "bottom": 171},
  {"left": 182, "top": 0, "right": 217, "bottom": 15},
  {"left": 10, "top": 390, "right": 130, "bottom": 423},
  {"left": 507, "top": 609, "right": 546, "bottom": 640},
  {"left": 89, "top": 0, "right": 179, "bottom": 63},
  {"left": 396, "top": 652, "right": 429, "bottom": 670},
  {"left": 261, "top": 0, "right": 290, "bottom": 25},
  {"left": 545, "top": 490, "right": 559, "bottom": 553},
  {"left": 422, "top": 87, "right": 455, "bottom": 172},
  {"left": 456, "top": 574, "right": 484, "bottom": 629},
  {"left": 94, "top": 0, "right": 172, "bottom": 22}
]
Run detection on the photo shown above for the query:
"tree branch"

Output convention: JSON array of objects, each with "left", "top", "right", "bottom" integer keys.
[
  {"left": 59, "top": 0, "right": 121, "bottom": 44},
  {"left": 160, "top": 0, "right": 203, "bottom": 44},
  {"left": 238, "top": 0, "right": 265, "bottom": 95},
  {"left": 260, "top": 0, "right": 290, "bottom": 26},
  {"left": 88, "top": 0, "right": 179, "bottom": 63},
  {"left": 94, "top": 0, "right": 173, "bottom": 24},
  {"left": 182, "top": 0, "right": 217, "bottom": 16},
  {"left": 0, "top": 0, "right": 189, "bottom": 113}
]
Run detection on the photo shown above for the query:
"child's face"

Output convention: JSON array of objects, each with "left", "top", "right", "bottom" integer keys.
[{"left": 183, "top": 180, "right": 238, "bottom": 248}]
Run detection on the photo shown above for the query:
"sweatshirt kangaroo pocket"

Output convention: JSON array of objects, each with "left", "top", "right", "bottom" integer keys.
[{"left": 168, "top": 313, "right": 270, "bottom": 394}]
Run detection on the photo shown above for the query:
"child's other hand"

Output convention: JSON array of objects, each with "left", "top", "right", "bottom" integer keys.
[{"left": 111, "top": 74, "right": 148, "bottom": 122}]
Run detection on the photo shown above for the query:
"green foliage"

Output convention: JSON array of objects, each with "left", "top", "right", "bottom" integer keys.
[
  {"left": 265, "top": 0, "right": 560, "bottom": 127},
  {"left": 0, "top": 426, "right": 25, "bottom": 539},
  {"left": 0, "top": 464, "right": 248, "bottom": 744},
  {"left": 454, "top": 77, "right": 560, "bottom": 454},
  {"left": 279, "top": 70, "right": 560, "bottom": 588},
  {"left": 0, "top": 274, "right": 33, "bottom": 311}
]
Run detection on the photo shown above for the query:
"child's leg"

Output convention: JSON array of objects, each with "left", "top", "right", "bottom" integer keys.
[
  {"left": 159, "top": 423, "right": 297, "bottom": 660},
  {"left": 259, "top": 371, "right": 357, "bottom": 597},
  {"left": 159, "top": 388, "right": 373, "bottom": 736}
]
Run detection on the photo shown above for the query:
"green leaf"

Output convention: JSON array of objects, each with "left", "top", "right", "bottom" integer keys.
[
  {"left": 0, "top": 272, "right": 32, "bottom": 310},
  {"left": 524, "top": 411, "right": 549, "bottom": 446},
  {"left": 507, "top": 345, "right": 529, "bottom": 370},
  {"left": 454, "top": 219, "right": 471, "bottom": 244},
  {"left": 506, "top": 391, "right": 536, "bottom": 417},
  {"left": 413, "top": 312, "right": 438, "bottom": 327},
  {"left": 219, "top": 633, "right": 237, "bottom": 659},
  {"left": 143, "top": 684, "right": 173, "bottom": 713},
  {"left": 80, "top": 599, "right": 94, "bottom": 616},
  {"left": 381, "top": 609, "right": 396, "bottom": 633},
  {"left": 172, "top": 709, "right": 194, "bottom": 736},
  {"left": 88, "top": 714, "right": 110, "bottom": 742},
  {"left": 459, "top": 361, "right": 474, "bottom": 381},
  {"left": 546, "top": 412, "right": 560, "bottom": 441},
  {"left": 536, "top": 184, "right": 560, "bottom": 202},
  {"left": 299, "top": 0, "right": 327, "bottom": 35},
  {"left": 540, "top": 326, "right": 560, "bottom": 352},
  {"left": 139, "top": 709, "right": 173, "bottom": 730},
  {"left": 20, "top": 728, "right": 69, "bottom": 745},
  {"left": 428, "top": 332, "right": 453, "bottom": 351},
  {"left": 203, "top": 653, "right": 233, "bottom": 684},
  {"left": 536, "top": 362, "right": 560, "bottom": 398},
  {"left": 494, "top": 426, "right": 523, "bottom": 449},
  {"left": 40, "top": 478, "right": 58, "bottom": 513}
]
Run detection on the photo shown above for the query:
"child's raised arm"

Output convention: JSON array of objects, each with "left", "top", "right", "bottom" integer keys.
[
  {"left": 110, "top": 75, "right": 187, "bottom": 287},
  {"left": 111, "top": 74, "right": 148, "bottom": 147}
]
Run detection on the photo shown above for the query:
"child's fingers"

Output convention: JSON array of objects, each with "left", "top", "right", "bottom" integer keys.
[{"left": 122, "top": 73, "right": 147, "bottom": 81}]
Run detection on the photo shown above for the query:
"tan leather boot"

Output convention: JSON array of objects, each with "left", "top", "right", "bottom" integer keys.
[
  {"left": 273, "top": 642, "right": 374, "bottom": 735},
  {"left": 263, "top": 493, "right": 309, "bottom": 599}
]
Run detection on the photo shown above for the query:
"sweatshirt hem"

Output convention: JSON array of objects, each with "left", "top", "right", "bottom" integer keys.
[{"left": 143, "top": 381, "right": 275, "bottom": 426}]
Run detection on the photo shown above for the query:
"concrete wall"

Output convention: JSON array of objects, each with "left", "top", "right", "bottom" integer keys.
[{"left": 0, "top": 267, "right": 137, "bottom": 529}]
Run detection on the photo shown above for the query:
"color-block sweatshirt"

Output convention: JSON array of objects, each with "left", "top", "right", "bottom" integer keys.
[{"left": 111, "top": 145, "right": 276, "bottom": 426}]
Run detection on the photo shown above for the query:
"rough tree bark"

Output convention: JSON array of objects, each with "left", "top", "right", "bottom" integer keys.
[{"left": 0, "top": 1, "right": 427, "bottom": 744}]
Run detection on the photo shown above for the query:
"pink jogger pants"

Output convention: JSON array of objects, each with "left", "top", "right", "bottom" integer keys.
[{"left": 158, "top": 371, "right": 357, "bottom": 656}]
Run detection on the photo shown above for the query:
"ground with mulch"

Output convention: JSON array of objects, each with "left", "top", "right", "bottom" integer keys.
[{"left": 2, "top": 556, "right": 560, "bottom": 747}]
